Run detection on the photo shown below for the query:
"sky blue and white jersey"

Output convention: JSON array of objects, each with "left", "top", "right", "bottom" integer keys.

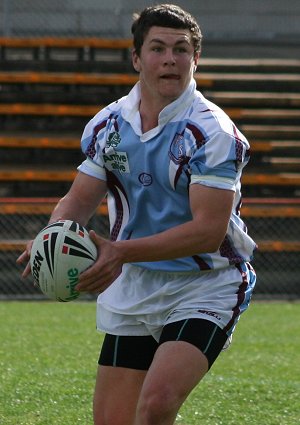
[{"left": 78, "top": 79, "right": 256, "bottom": 272}]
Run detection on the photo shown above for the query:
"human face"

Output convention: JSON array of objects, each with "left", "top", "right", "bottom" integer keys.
[{"left": 132, "top": 26, "right": 199, "bottom": 107}]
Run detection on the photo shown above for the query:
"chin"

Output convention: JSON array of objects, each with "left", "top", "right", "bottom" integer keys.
[{"left": 161, "top": 90, "right": 183, "bottom": 101}]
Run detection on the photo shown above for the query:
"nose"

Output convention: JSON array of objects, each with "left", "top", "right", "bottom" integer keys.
[{"left": 163, "top": 48, "right": 176, "bottom": 66}]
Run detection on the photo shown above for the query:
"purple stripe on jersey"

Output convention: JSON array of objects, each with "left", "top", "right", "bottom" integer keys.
[
  {"left": 106, "top": 171, "right": 129, "bottom": 241},
  {"left": 186, "top": 123, "right": 206, "bottom": 148},
  {"left": 110, "top": 197, "right": 123, "bottom": 241},
  {"left": 223, "top": 263, "right": 248, "bottom": 334},
  {"left": 192, "top": 255, "right": 211, "bottom": 270},
  {"left": 232, "top": 124, "right": 248, "bottom": 163},
  {"left": 112, "top": 114, "right": 119, "bottom": 132},
  {"left": 174, "top": 166, "right": 182, "bottom": 189},
  {"left": 219, "top": 235, "right": 244, "bottom": 264},
  {"left": 174, "top": 160, "right": 190, "bottom": 189},
  {"left": 85, "top": 121, "right": 107, "bottom": 159}
]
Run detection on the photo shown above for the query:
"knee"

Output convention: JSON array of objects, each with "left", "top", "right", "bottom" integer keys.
[
  {"left": 136, "top": 384, "right": 182, "bottom": 424},
  {"left": 94, "top": 410, "right": 126, "bottom": 425}
]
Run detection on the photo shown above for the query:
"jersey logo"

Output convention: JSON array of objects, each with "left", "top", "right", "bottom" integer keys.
[
  {"left": 169, "top": 132, "right": 186, "bottom": 165},
  {"left": 138, "top": 173, "right": 153, "bottom": 186},
  {"left": 103, "top": 151, "right": 130, "bottom": 173},
  {"left": 107, "top": 131, "right": 121, "bottom": 148}
]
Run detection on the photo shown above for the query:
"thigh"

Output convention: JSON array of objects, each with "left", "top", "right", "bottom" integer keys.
[
  {"left": 94, "top": 365, "right": 147, "bottom": 425},
  {"left": 94, "top": 334, "right": 159, "bottom": 425},
  {"left": 135, "top": 340, "right": 208, "bottom": 424},
  {"left": 135, "top": 319, "right": 227, "bottom": 422},
  {"left": 160, "top": 318, "right": 228, "bottom": 369}
]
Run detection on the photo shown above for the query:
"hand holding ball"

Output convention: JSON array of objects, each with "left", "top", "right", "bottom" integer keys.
[{"left": 30, "top": 220, "right": 97, "bottom": 302}]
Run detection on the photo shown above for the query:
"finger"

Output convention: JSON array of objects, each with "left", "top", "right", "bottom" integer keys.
[
  {"left": 16, "top": 250, "right": 29, "bottom": 264},
  {"left": 77, "top": 278, "right": 110, "bottom": 294},
  {"left": 77, "top": 267, "right": 121, "bottom": 293},
  {"left": 89, "top": 229, "right": 97, "bottom": 239},
  {"left": 77, "top": 270, "right": 98, "bottom": 289},
  {"left": 16, "top": 240, "right": 33, "bottom": 265},
  {"left": 89, "top": 230, "right": 104, "bottom": 249},
  {"left": 22, "top": 261, "right": 32, "bottom": 278},
  {"left": 76, "top": 270, "right": 116, "bottom": 292},
  {"left": 79, "top": 258, "right": 100, "bottom": 280},
  {"left": 79, "top": 259, "right": 111, "bottom": 284}
]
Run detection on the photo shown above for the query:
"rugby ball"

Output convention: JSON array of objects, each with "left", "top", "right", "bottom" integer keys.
[{"left": 30, "top": 220, "right": 97, "bottom": 302}]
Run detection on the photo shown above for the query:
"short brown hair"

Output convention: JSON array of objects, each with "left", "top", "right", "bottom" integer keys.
[{"left": 131, "top": 4, "right": 202, "bottom": 56}]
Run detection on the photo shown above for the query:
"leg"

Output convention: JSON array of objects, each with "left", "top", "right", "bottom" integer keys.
[
  {"left": 134, "top": 319, "right": 228, "bottom": 425},
  {"left": 93, "top": 365, "right": 146, "bottom": 425},
  {"left": 93, "top": 334, "right": 158, "bottom": 425},
  {"left": 135, "top": 341, "right": 208, "bottom": 425}
]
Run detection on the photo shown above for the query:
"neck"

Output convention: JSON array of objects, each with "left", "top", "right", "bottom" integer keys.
[
  {"left": 139, "top": 92, "right": 174, "bottom": 133},
  {"left": 139, "top": 103, "right": 159, "bottom": 133}
]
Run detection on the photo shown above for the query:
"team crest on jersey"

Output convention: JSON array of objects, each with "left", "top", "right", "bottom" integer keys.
[
  {"left": 169, "top": 133, "right": 186, "bottom": 165},
  {"left": 138, "top": 173, "right": 153, "bottom": 186},
  {"left": 107, "top": 131, "right": 121, "bottom": 148}
]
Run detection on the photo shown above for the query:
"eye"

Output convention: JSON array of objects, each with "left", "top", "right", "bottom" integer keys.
[
  {"left": 174, "top": 47, "right": 187, "bottom": 53},
  {"left": 152, "top": 45, "right": 163, "bottom": 52}
]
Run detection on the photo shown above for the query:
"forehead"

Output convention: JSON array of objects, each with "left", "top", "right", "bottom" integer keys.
[{"left": 144, "top": 26, "right": 193, "bottom": 45}]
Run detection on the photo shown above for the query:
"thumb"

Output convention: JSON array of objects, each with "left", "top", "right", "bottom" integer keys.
[{"left": 88, "top": 229, "right": 105, "bottom": 247}]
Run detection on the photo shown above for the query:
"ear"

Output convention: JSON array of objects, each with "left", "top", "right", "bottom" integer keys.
[
  {"left": 132, "top": 49, "right": 141, "bottom": 73},
  {"left": 193, "top": 52, "right": 200, "bottom": 71}
]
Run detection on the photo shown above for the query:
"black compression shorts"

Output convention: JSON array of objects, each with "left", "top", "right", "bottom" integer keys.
[{"left": 98, "top": 318, "right": 228, "bottom": 370}]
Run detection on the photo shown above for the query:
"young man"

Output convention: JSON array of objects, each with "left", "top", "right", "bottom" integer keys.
[{"left": 18, "top": 4, "right": 256, "bottom": 425}]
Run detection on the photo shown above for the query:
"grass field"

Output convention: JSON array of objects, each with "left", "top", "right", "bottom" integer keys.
[{"left": 0, "top": 301, "right": 299, "bottom": 425}]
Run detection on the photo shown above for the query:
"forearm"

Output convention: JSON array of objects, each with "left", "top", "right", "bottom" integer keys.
[
  {"left": 49, "top": 193, "right": 93, "bottom": 226},
  {"left": 114, "top": 186, "right": 233, "bottom": 265},
  {"left": 114, "top": 218, "right": 227, "bottom": 264}
]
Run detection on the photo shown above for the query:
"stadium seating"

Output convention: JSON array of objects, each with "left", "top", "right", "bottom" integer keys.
[
  {"left": 0, "top": 37, "right": 299, "bottom": 198},
  {"left": 0, "top": 37, "right": 299, "bottom": 297}
]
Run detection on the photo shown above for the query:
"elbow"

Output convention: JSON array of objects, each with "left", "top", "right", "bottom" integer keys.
[
  {"left": 206, "top": 240, "right": 223, "bottom": 253},
  {"left": 191, "top": 216, "right": 230, "bottom": 254},
  {"left": 204, "top": 229, "right": 227, "bottom": 253}
]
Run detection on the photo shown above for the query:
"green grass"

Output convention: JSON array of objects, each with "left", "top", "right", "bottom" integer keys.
[{"left": 0, "top": 301, "right": 299, "bottom": 425}]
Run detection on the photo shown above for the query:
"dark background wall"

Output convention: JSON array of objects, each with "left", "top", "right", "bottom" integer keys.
[{"left": 1, "top": 0, "right": 299, "bottom": 58}]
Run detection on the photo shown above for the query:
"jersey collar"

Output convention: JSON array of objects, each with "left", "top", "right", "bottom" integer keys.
[{"left": 122, "top": 79, "right": 197, "bottom": 141}]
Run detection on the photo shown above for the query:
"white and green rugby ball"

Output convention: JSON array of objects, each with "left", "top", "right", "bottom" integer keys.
[{"left": 30, "top": 220, "right": 97, "bottom": 302}]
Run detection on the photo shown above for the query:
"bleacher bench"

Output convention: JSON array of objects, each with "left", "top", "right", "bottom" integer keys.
[
  {"left": 1, "top": 197, "right": 299, "bottom": 253},
  {"left": 0, "top": 37, "right": 132, "bottom": 61},
  {"left": 1, "top": 103, "right": 300, "bottom": 124},
  {"left": 1, "top": 37, "right": 299, "bottom": 70},
  {"left": 1, "top": 134, "right": 299, "bottom": 153},
  {"left": 1, "top": 69, "right": 300, "bottom": 88}
]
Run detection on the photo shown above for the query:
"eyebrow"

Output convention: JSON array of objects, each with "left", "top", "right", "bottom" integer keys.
[{"left": 149, "top": 38, "right": 190, "bottom": 46}]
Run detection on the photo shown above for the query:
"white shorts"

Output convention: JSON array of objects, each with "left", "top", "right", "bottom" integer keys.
[{"left": 97, "top": 262, "right": 256, "bottom": 342}]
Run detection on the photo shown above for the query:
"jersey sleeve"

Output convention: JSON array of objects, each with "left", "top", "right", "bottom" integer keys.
[
  {"left": 189, "top": 131, "right": 249, "bottom": 192},
  {"left": 77, "top": 109, "right": 109, "bottom": 181},
  {"left": 77, "top": 158, "right": 107, "bottom": 181}
]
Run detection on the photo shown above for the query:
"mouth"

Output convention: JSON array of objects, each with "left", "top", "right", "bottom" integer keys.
[{"left": 160, "top": 74, "right": 180, "bottom": 80}]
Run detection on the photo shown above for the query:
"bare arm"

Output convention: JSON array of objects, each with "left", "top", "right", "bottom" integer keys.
[
  {"left": 78, "top": 183, "right": 234, "bottom": 292},
  {"left": 115, "top": 184, "right": 233, "bottom": 262},
  {"left": 49, "top": 172, "right": 107, "bottom": 226}
]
